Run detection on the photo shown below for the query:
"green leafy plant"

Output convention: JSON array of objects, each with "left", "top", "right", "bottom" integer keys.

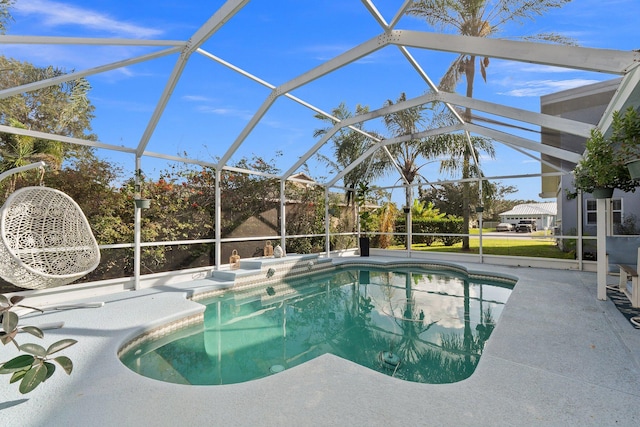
[
  {"left": 134, "top": 168, "right": 149, "bottom": 200},
  {"left": 613, "top": 106, "right": 640, "bottom": 170},
  {"left": 355, "top": 182, "right": 374, "bottom": 235},
  {"left": 0, "top": 294, "right": 76, "bottom": 394},
  {"left": 568, "top": 126, "right": 636, "bottom": 198}
]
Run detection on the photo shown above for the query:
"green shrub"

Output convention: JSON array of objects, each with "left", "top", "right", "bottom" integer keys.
[{"left": 395, "top": 217, "right": 464, "bottom": 246}]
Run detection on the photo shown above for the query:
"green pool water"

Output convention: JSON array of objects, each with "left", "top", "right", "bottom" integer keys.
[{"left": 121, "top": 266, "right": 513, "bottom": 385}]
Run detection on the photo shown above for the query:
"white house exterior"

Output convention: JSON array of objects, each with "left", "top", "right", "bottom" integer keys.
[{"left": 499, "top": 202, "right": 557, "bottom": 232}]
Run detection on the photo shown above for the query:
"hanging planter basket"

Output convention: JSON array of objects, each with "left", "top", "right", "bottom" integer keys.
[
  {"left": 626, "top": 159, "right": 640, "bottom": 180},
  {"left": 134, "top": 198, "right": 151, "bottom": 209},
  {"left": 592, "top": 187, "right": 614, "bottom": 199}
]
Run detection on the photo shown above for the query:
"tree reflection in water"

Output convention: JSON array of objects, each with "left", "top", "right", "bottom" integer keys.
[
  {"left": 122, "top": 267, "right": 511, "bottom": 385},
  {"left": 353, "top": 270, "right": 499, "bottom": 384}
]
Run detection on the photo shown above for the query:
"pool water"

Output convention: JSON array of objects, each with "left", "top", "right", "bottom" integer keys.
[{"left": 121, "top": 266, "right": 513, "bottom": 385}]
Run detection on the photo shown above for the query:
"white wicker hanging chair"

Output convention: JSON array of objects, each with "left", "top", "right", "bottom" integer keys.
[{"left": 0, "top": 163, "right": 100, "bottom": 290}]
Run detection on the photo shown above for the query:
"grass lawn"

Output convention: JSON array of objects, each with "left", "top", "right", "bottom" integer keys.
[{"left": 389, "top": 231, "right": 574, "bottom": 259}]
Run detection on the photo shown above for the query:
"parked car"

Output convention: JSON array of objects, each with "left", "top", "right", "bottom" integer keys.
[
  {"left": 515, "top": 220, "right": 537, "bottom": 233},
  {"left": 496, "top": 223, "right": 514, "bottom": 232}
]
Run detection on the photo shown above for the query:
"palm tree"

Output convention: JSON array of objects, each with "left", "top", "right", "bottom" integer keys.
[
  {"left": 406, "top": 0, "right": 573, "bottom": 95},
  {"left": 382, "top": 92, "right": 440, "bottom": 211},
  {"left": 406, "top": 0, "right": 573, "bottom": 248},
  {"left": 437, "top": 131, "right": 496, "bottom": 247},
  {"left": 314, "top": 102, "right": 385, "bottom": 230},
  {"left": 377, "top": 201, "right": 398, "bottom": 249}
]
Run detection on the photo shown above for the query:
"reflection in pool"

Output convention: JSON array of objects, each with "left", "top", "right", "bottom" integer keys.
[{"left": 121, "top": 266, "right": 514, "bottom": 385}]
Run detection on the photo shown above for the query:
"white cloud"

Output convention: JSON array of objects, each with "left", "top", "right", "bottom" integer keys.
[
  {"left": 14, "top": 0, "right": 163, "bottom": 38},
  {"left": 195, "top": 105, "right": 253, "bottom": 120},
  {"left": 500, "top": 79, "right": 601, "bottom": 97},
  {"left": 182, "top": 95, "right": 214, "bottom": 102},
  {"left": 490, "top": 60, "right": 581, "bottom": 76}
]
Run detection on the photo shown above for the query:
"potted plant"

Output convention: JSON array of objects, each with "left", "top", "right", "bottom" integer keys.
[
  {"left": 355, "top": 182, "right": 372, "bottom": 257},
  {"left": 611, "top": 106, "right": 640, "bottom": 179},
  {"left": 134, "top": 169, "right": 151, "bottom": 209},
  {"left": 569, "top": 126, "right": 636, "bottom": 199}
]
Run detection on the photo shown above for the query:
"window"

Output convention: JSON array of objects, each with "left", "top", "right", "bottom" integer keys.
[{"left": 586, "top": 198, "right": 622, "bottom": 225}]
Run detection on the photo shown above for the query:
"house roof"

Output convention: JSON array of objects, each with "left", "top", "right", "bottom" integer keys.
[{"left": 500, "top": 202, "right": 557, "bottom": 217}]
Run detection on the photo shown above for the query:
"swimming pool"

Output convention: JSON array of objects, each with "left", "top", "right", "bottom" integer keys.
[{"left": 120, "top": 264, "right": 514, "bottom": 385}]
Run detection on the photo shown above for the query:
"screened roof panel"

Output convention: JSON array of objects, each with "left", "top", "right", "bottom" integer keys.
[{"left": 1, "top": 0, "right": 638, "bottom": 199}]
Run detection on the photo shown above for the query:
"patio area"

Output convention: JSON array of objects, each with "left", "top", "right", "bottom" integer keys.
[
  {"left": 1, "top": 2, "right": 640, "bottom": 425},
  {"left": 1, "top": 255, "right": 639, "bottom": 427}
]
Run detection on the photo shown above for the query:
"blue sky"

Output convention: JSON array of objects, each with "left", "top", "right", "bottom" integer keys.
[{"left": 4, "top": 0, "right": 640, "bottom": 203}]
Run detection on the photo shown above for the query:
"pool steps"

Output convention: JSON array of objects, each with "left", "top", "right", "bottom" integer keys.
[{"left": 191, "top": 254, "right": 334, "bottom": 302}]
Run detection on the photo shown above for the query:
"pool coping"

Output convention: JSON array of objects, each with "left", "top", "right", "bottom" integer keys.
[
  {"left": 1, "top": 255, "right": 639, "bottom": 426},
  {"left": 116, "top": 258, "right": 518, "bottom": 374}
]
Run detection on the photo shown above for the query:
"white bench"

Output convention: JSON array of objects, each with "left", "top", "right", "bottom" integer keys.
[{"left": 614, "top": 247, "right": 640, "bottom": 308}]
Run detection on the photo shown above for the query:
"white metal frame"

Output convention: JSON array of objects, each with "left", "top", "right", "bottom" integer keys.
[{"left": 0, "top": 0, "right": 638, "bottom": 297}]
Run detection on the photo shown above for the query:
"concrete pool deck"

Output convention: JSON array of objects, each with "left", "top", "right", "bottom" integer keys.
[{"left": 1, "top": 256, "right": 639, "bottom": 426}]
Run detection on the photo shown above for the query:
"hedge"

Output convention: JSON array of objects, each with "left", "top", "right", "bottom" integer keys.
[{"left": 395, "top": 217, "right": 464, "bottom": 247}]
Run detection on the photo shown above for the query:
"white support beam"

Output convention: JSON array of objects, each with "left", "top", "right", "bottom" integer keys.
[
  {"left": 284, "top": 127, "right": 339, "bottom": 179},
  {"left": 328, "top": 124, "right": 465, "bottom": 187},
  {"left": 437, "top": 91, "right": 595, "bottom": 138},
  {"left": 223, "top": 165, "right": 281, "bottom": 180},
  {"left": 465, "top": 123, "right": 583, "bottom": 163},
  {"left": 280, "top": 179, "right": 286, "bottom": 252},
  {"left": 398, "top": 46, "right": 440, "bottom": 91},
  {"left": 133, "top": 156, "right": 142, "bottom": 290},
  {"left": 0, "top": 125, "right": 137, "bottom": 154},
  {"left": 135, "top": 0, "right": 250, "bottom": 156},
  {"left": 199, "top": 45, "right": 374, "bottom": 128},
  {"left": 389, "top": 0, "right": 413, "bottom": 30},
  {"left": 215, "top": 169, "right": 222, "bottom": 269},
  {"left": 200, "top": 46, "right": 393, "bottom": 179},
  {"left": 216, "top": 91, "right": 279, "bottom": 169},
  {"left": 284, "top": 92, "right": 439, "bottom": 178},
  {"left": 184, "top": 0, "right": 250, "bottom": 56},
  {"left": 324, "top": 188, "right": 331, "bottom": 256},
  {"left": 360, "top": 0, "right": 388, "bottom": 29},
  {"left": 135, "top": 56, "right": 189, "bottom": 156},
  {"left": 212, "top": 32, "right": 388, "bottom": 171},
  {"left": 0, "top": 35, "right": 184, "bottom": 47},
  {"left": 140, "top": 151, "right": 217, "bottom": 169},
  {"left": 597, "top": 198, "right": 607, "bottom": 300},
  {"left": 498, "top": 141, "right": 573, "bottom": 174},
  {"left": 276, "top": 34, "right": 388, "bottom": 95},
  {"left": 395, "top": 30, "right": 640, "bottom": 75},
  {"left": 0, "top": 47, "right": 182, "bottom": 100},
  {"left": 599, "top": 65, "right": 640, "bottom": 133},
  {"left": 197, "top": 48, "right": 275, "bottom": 89}
]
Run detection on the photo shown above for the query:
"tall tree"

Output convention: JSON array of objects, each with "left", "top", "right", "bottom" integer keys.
[
  {"left": 406, "top": 0, "right": 572, "bottom": 248},
  {"left": 0, "top": 56, "right": 97, "bottom": 166},
  {"left": 314, "top": 102, "right": 385, "bottom": 229},
  {"left": 437, "top": 131, "right": 495, "bottom": 237},
  {"left": 407, "top": 1, "right": 573, "bottom": 94},
  {"left": 382, "top": 92, "right": 440, "bottom": 211}
]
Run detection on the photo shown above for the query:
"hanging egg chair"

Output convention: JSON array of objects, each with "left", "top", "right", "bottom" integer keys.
[{"left": 0, "top": 163, "right": 100, "bottom": 290}]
